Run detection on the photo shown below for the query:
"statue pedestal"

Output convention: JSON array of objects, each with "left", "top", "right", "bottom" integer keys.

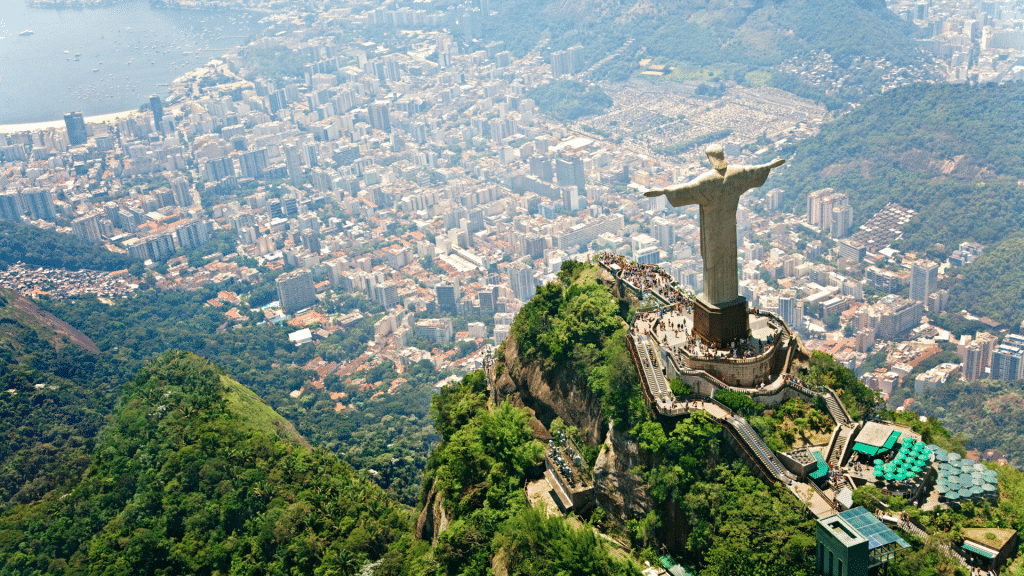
[{"left": 692, "top": 295, "right": 749, "bottom": 348}]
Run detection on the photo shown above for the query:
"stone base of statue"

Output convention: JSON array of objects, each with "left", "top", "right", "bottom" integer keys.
[{"left": 692, "top": 295, "right": 749, "bottom": 348}]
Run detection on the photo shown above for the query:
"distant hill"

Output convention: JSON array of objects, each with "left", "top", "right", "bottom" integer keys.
[
  {"left": 483, "top": 0, "right": 927, "bottom": 97},
  {"left": 0, "top": 351, "right": 409, "bottom": 574}
]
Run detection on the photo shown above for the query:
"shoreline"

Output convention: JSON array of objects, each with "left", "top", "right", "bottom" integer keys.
[{"left": 0, "top": 109, "right": 140, "bottom": 134}]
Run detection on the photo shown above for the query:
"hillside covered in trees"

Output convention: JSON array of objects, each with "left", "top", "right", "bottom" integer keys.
[
  {"left": 481, "top": 0, "right": 928, "bottom": 98},
  {"left": 0, "top": 351, "right": 410, "bottom": 574},
  {"left": 0, "top": 221, "right": 132, "bottom": 271}
]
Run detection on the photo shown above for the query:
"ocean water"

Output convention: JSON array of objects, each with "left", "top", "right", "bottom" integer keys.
[{"left": 0, "top": 0, "right": 261, "bottom": 124}]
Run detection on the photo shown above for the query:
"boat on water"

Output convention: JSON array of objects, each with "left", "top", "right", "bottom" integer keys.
[{"left": 19, "top": 30, "right": 34, "bottom": 36}]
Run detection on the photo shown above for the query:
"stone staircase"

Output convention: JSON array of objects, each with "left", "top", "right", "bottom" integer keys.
[
  {"left": 828, "top": 424, "right": 855, "bottom": 469},
  {"left": 823, "top": 391, "right": 851, "bottom": 426}
]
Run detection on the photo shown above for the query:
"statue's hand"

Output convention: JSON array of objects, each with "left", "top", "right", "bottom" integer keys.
[
  {"left": 769, "top": 158, "right": 785, "bottom": 169},
  {"left": 643, "top": 189, "right": 664, "bottom": 197}
]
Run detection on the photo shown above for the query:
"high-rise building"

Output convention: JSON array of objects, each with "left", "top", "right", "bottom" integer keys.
[
  {"left": 203, "top": 157, "right": 236, "bottom": 182},
  {"left": 20, "top": 188, "right": 56, "bottom": 221},
  {"left": 176, "top": 220, "right": 210, "bottom": 251},
  {"left": 529, "top": 155, "right": 554, "bottom": 182},
  {"left": 301, "top": 229, "right": 321, "bottom": 255},
  {"left": 478, "top": 285, "right": 500, "bottom": 313},
  {"left": 150, "top": 95, "right": 164, "bottom": 134},
  {"left": 910, "top": 261, "right": 938, "bottom": 303},
  {"left": 64, "top": 112, "right": 87, "bottom": 146},
  {"left": 990, "top": 344, "right": 1024, "bottom": 381},
  {"left": 71, "top": 213, "right": 103, "bottom": 243},
  {"left": 238, "top": 149, "right": 269, "bottom": 179},
  {"left": 831, "top": 205, "right": 853, "bottom": 239},
  {"left": 650, "top": 217, "right": 676, "bottom": 250},
  {"left": 375, "top": 281, "right": 400, "bottom": 309},
  {"left": 436, "top": 283, "right": 460, "bottom": 314},
  {"left": 143, "top": 232, "right": 178, "bottom": 262},
  {"left": 284, "top": 143, "right": 304, "bottom": 186},
  {"left": 508, "top": 261, "right": 535, "bottom": 302},
  {"left": 0, "top": 191, "right": 22, "bottom": 222},
  {"left": 170, "top": 177, "right": 193, "bottom": 207},
  {"left": 276, "top": 269, "right": 317, "bottom": 314},
  {"left": 368, "top": 103, "right": 391, "bottom": 132}
]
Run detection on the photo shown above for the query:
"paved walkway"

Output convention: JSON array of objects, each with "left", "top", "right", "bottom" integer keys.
[{"left": 791, "top": 482, "right": 836, "bottom": 518}]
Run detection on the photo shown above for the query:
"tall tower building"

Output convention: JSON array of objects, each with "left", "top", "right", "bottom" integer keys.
[
  {"left": 150, "top": 95, "right": 164, "bottom": 134},
  {"left": 284, "top": 143, "right": 304, "bottom": 186},
  {"left": 909, "top": 261, "right": 938, "bottom": 303},
  {"left": 71, "top": 213, "right": 103, "bottom": 243},
  {"left": 20, "top": 188, "right": 56, "bottom": 221},
  {"left": 0, "top": 191, "right": 22, "bottom": 222},
  {"left": 368, "top": 103, "right": 391, "bottom": 132},
  {"left": 508, "top": 261, "right": 535, "bottom": 302},
  {"left": 990, "top": 345, "right": 1024, "bottom": 381},
  {"left": 436, "top": 283, "right": 460, "bottom": 314},
  {"left": 276, "top": 269, "right": 318, "bottom": 314},
  {"left": 831, "top": 205, "right": 853, "bottom": 239},
  {"left": 170, "top": 177, "right": 193, "bottom": 207},
  {"left": 64, "top": 112, "right": 87, "bottom": 146}
]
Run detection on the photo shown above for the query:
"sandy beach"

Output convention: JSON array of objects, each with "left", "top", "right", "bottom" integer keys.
[{"left": 0, "top": 109, "right": 140, "bottom": 134}]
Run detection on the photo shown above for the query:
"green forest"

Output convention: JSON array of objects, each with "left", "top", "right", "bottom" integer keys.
[
  {"left": 907, "top": 378, "right": 1024, "bottom": 469},
  {"left": 0, "top": 221, "right": 132, "bottom": 271},
  {"left": 0, "top": 351, "right": 410, "bottom": 574},
  {"left": 525, "top": 81, "right": 614, "bottom": 122},
  {"left": 32, "top": 281, "right": 439, "bottom": 507}
]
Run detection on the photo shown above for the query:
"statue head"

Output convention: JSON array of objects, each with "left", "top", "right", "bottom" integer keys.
[{"left": 705, "top": 144, "right": 728, "bottom": 171}]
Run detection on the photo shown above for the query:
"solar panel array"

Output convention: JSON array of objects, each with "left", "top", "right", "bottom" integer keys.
[{"left": 838, "top": 508, "right": 910, "bottom": 551}]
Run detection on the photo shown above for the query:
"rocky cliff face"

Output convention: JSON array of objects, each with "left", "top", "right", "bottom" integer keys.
[
  {"left": 494, "top": 335, "right": 608, "bottom": 445},
  {"left": 494, "top": 327, "right": 653, "bottom": 525},
  {"left": 592, "top": 422, "right": 653, "bottom": 524},
  {"left": 414, "top": 478, "right": 450, "bottom": 547}
]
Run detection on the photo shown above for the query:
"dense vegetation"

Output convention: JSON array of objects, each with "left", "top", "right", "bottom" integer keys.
[
  {"left": 0, "top": 290, "right": 116, "bottom": 512},
  {"left": 803, "top": 351, "right": 879, "bottom": 420},
  {"left": 38, "top": 284, "right": 438, "bottom": 505},
  {"left": 505, "top": 261, "right": 644, "bottom": 428},
  {"left": 0, "top": 351, "right": 410, "bottom": 574},
  {"left": 0, "top": 221, "right": 132, "bottom": 271},
  {"left": 770, "top": 82, "right": 1024, "bottom": 325},
  {"left": 378, "top": 371, "right": 639, "bottom": 576},
  {"left": 635, "top": 413, "right": 817, "bottom": 575},
  {"left": 525, "top": 80, "right": 613, "bottom": 122},
  {"left": 907, "top": 378, "right": 1024, "bottom": 468},
  {"left": 945, "top": 234, "right": 1024, "bottom": 329}
]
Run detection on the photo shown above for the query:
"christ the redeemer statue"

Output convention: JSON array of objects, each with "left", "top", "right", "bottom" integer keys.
[{"left": 644, "top": 145, "right": 785, "bottom": 307}]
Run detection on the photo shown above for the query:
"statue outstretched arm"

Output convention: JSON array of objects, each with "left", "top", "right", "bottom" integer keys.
[{"left": 642, "top": 171, "right": 719, "bottom": 207}]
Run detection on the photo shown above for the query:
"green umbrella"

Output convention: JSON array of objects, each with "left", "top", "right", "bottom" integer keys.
[
  {"left": 982, "top": 483, "right": 997, "bottom": 492},
  {"left": 949, "top": 452, "right": 961, "bottom": 461},
  {"left": 959, "top": 488, "right": 974, "bottom": 499},
  {"left": 946, "top": 490, "right": 961, "bottom": 500},
  {"left": 873, "top": 459, "right": 883, "bottom": 466},
  {"left": 974, "top": 464, "right": 987, "bottom": 473},
  {"left": 885, "top": 472, "right": 896, "bottom": 481},
  {"left": 935, "top": 484, "right": 948, "bottom": 494},
  {"left": 912, "top": 465, "right": 923, "bottom": 474}
]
